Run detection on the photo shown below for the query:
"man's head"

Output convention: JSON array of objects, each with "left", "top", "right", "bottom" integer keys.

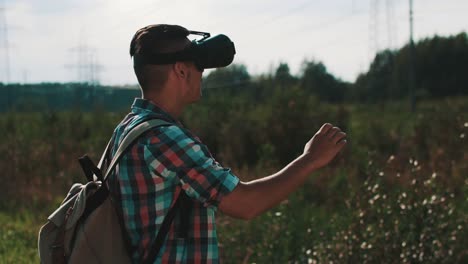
[{"left": 130, "top": 24, "right": 203, "bottom": 103}]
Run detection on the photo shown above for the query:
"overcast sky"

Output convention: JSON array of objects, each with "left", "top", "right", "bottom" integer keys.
[{"left": 1, "top": 0, "right": 467, "bottom": 85}]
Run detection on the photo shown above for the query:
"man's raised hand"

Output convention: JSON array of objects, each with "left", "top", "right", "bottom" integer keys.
[{"left": 302, "top": 123, "right": 347, "bottom": 170}]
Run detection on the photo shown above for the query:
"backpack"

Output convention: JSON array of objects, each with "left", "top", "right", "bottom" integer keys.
[{"left": 38, "top": 119, "right": 188, "bottom": 264}]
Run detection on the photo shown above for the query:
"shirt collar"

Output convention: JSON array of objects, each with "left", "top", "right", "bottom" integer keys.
[{"left": 131, "top": 98, "right": 179, "bottom": 124}]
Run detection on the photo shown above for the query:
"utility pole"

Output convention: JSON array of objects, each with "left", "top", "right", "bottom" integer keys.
[
  {"left": 369, "top": 0, "right": 397, "bottom": 102},
  {"left": 22, "top": 69, "right": 28, "bottom": 83},
  {"left": 409, "top": 0, "right": 416, "bottom": 112},
  {"left": 369, "top": 0, "right": 397, "bottom": 59},
  {"left": 385, "top": 0, "right": 396, "bottom": 49},
  {"left": 65, "top": 32, "right": 103, "bottom": 108},
  {"left": 369, "top": 0, "right": 380, "bottom": 61},
  {"left": 0, "top": 3, "right": 11, "bottom": 110},
  {"left": 66, "top": 39, "right": 103, "bottom": 85},
  {"left": 0, "top": 4, "right": 10, "bottom": 83}
]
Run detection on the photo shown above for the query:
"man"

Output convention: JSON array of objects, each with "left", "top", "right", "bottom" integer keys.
[{"left": 108, "top": 24, "right": 347, "bottom": 263}]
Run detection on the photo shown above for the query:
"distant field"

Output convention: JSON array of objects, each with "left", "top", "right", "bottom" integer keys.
[{"left": 0, "top": 97, "right": 467, "bottom": 263}]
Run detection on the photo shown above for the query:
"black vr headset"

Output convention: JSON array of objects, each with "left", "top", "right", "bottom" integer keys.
[{"left": 133, "top": 30, "right": 236, "bottom": 71}]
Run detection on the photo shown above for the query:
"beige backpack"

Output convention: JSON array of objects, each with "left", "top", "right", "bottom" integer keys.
[{"left": 38, "top": 119, "right": 184, "bottom": 264}]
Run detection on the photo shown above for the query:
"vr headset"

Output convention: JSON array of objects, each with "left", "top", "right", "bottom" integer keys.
[{"left": 133, "top": 30, "right": 236, "bottom": 71}]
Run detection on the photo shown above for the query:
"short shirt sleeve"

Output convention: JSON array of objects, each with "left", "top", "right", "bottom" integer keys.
[{"left": 144, "top": 125, "right": 239, "bottom": 208}]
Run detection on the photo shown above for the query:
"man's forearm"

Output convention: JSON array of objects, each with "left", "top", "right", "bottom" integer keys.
[
  {"left": 219, "top": 154, "right": 318, "bottom": 219},
  {"left": 245, "top": 154, "right": 317, "bottom": 216}
]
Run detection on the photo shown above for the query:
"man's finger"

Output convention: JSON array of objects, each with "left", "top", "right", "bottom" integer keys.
[
  {"left": 337, "top": 139, "right": 347, "bottom": 147},
  {"left": 333, "top": 132, "right": 347, "bottom": 144},
  {"left": 327, "top": 126, "right": 341, "bottom": 138},
  {"left": 318, "top": 123, "right": 333, "bottom": 134}
]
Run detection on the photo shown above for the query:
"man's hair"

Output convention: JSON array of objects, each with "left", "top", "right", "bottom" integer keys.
[{"left": 130, "top": 24, "right": 190, "bottom": 91}]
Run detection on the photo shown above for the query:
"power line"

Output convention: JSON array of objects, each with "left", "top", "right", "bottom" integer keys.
[
  {"left": 75, "top": 1, "right": 364, "bottom": 84},
  {"left": 87, "top": 0, "right": 175, "bottom": 41},
  {"left": 293, "top": 10, "right": 365, "bottom": 38},
  {"left": 258, "top": 0, "right": 314, "bottom": 27}
]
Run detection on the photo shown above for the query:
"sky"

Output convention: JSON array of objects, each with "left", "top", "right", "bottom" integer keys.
[{"left": 1, "top": 0, "right": 467, "bottom": 85}]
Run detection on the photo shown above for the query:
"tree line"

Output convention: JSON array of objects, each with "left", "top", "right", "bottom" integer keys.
[
  {"left": 1, "top": 32, "right": 466, "bottom": 112},
  {"left": 202, "top": 32, "right": 468, "bottom": 104}
]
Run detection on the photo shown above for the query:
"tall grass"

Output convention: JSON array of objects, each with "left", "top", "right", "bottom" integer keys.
[
  {"left": 217, "top": 157, "right": 467, "bottom": 263},
  {"left": 0, "top": 97, "right": 467, "bottom": 263}
]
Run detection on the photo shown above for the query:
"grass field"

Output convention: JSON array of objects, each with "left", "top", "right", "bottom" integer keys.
[
  {"left": 0, "top": 205, "right": 51, "bottom": 263},
  {"left": 0, "top": 97, "right": 467, "bottom": 263}
]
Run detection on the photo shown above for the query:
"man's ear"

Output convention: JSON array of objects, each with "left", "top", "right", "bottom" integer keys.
[{"left": 173, "top": 62, "right": 188, "bottom": 79}]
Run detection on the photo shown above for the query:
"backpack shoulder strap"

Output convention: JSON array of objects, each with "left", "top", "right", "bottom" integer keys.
[
  {"left": 102, "top": 118, "right": 190, "bottom": 263},
  {"left": 103, "top": 119, "right": 173, "bottom": 182}
]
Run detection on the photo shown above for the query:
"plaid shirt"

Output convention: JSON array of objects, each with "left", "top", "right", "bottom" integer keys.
[{"left": 107, "top": 98, "right": 239, "bottom": 263}]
